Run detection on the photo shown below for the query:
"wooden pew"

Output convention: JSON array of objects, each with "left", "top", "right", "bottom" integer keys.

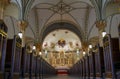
[
  {"left": 103, "top": 34, "right": 120, "bottom": 79},
  {"left": 31, "top": 54, "right": 37, "bottom": 78},
  {"left": 85, "top": 54, "right": 90, "bottom": 79},
  {"left": 117, "top": 24, "right": 120, "bottom": 79},
  {"left": 118, "top": 24, "right": 120, "bottom": 51},
  {"left": 0, "top": 20, "right": 7, "bottom": 79},
  {"left": 5, "top": 35, "right": 22, "bottom": 79},
  {"left": 82, "top": 57, "right": 86, "bottom": 79},
  {"left": 37, "top": 57, "right": 40, "bottom": 78},
  {"left": 89, "top": 50, "right": 96, "bottom": 79},
  {"left": 77, "top": 60, "right": 82, "bottom": 77},
  {"left": 79, "top": 60, "right": 83, "bottom": 77},
  {"left": 94, "top": 44, "right": 105, "bottom": 79},
  {"left": 20, "top": 46, "right": 31, "bottom": 78}
]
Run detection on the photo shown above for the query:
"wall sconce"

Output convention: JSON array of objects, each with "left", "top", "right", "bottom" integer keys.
[
  {"left": 76, "top": 49, "right": 80, "bottom": 54},
  {"left": 102, "top": 31, "right": 107, "bottom": 37},
  {"left": 83, "top": 51, "right": 86, "bottom": 56},
  {"left": 32, "top": 45, "right": 36, "bottom": 50},
  {"left": 45, "top": 50, "right": 47, "bottom": 54},
  {"left": 18, "top": 31, "right": 22, "bottom": 38},
  {"left": 89, "top": 45, "right": 92, "bottom": 49},
  {"left": 39, "top": 51, "right": 42, "bottom": 56}
]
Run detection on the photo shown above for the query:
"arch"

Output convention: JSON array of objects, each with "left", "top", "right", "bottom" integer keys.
[
  {"left": 4, "top": 3, "right": 19, "bottom": 20},
  {"left": 41, "top": 22, "right": 84, "bottom": 43},
  {"left": 105, "top": 2, "right": 120, "bottom": 18}
]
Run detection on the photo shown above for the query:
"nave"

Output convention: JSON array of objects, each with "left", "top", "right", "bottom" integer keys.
[
  {"left": 1, "top": 16, "right": 120, "bottom": 79},
  {"left": 1, "top": 0, "right": 120, "bottom": 79},
  {"left": 44, "top": 75, "right": 80, "bottom": 79}
]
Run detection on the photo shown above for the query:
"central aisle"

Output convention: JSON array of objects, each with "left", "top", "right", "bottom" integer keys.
[{"left": 44, "top": 75, "right": 80, "bottom": 79}]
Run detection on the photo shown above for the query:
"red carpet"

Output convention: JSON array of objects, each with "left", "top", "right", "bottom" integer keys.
[{"left": 57, "top": 69, "right": 68, "bottom": 75}]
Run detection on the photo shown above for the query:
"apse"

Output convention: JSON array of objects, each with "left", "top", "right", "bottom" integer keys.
[{"left": 42, "top": 29, "right": 82, "bottom": 69}]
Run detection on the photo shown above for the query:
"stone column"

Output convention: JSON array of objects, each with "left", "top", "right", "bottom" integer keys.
[
  {"left": 18, "top": 20, "right": 28, "bottom": 47},
  {"left": 35, "top": 43, "right": 41, "bottom": 55},
  {"left": 96, "top": 20, "right": 106, "bottom": 46},
  {"left": 81, "top": 41, "right": 88, "bottom": 56}
]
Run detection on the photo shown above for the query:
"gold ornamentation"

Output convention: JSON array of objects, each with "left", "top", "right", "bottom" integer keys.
[
  {"left": 18, "top": 20, "right": 28, "bottom": 31},
  {"left": 81, "top": 41, "right": 88, "bottom": 52},
  {"left": 96, "top": 20, "right": 106, "bottom": 30},
  {"left": 58, "top": 38, "right": 66, "bottom": 47},
  {"left": 35, "top": 43, "right": 41, "bottom": 51}
]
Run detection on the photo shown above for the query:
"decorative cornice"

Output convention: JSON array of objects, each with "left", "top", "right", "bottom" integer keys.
[{"left": 13, "top": 0, "right": 34, "bottom": 20}]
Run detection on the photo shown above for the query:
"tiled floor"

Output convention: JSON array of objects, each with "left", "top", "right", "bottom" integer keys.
[{"left": 44, "top": 75, "right": 80, "bottom": 79}]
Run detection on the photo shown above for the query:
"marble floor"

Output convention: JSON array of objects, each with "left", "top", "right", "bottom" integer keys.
[{"left": 44, "top": 75, "right": 80, "bottom": 79}]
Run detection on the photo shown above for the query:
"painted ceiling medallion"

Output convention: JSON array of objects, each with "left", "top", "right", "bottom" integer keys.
[
  {"left": 50, "top": 0, "right": 74, "bottom": 14},
  {"left": 53, "top": 33, "right": 56, "bottom": 36},
  {"left": 58, "top": 38, "right": 66, "bottom": 47},
  {"left": 65, "top": 31, "right": 68, "bottom": 34}
]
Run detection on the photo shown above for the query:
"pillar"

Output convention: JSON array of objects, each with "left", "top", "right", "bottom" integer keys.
[
  {"left": 18, "top": 20, "right": 28, "bottom": 47},
  {"left": 81, "top": 41, "right": 88, "bottom": 56},
  {"left": 96, "top": 20, "right": 106, "bottom": 46}
]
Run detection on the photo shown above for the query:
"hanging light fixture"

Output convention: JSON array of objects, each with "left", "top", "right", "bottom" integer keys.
[
  {"left": 102, "top": 31, "right": 107, "bottom": 37},
  {"left": 32, "top": 45, "right": 36, "bottom": 50},
  {"left": 18, "top": 31, "right": 23, "bottom": 38},
  {"left": 76, "top": 49, "right": 80, "bottom": 54},
  {"left": 89, "top": 45, "right": 92, "bottom": 49},
  {"left": 39, "top": 51, "right": 42, "bottom": 56},
  {"left": 83, "top": 51, "right": 86, "bottom": 56}
]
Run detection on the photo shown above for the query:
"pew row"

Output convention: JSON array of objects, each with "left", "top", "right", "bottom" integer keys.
[
  {"left": 5, "top": 35, "right": 22, "bottom": 79},
  {"left": 89, "top": 50, "right": 96, "bottom": 79},
  {"left": 0, "top": 20, "right": 8, "bottom": 79},
  {"left": 94, "top": 44, "right": 105, "bottom": 79},
  {"left": 85, "top": 55, "right": 90, "bottom": 79},
  {"left": 103, "top": 34, "right": 120, "bottom": 79}
]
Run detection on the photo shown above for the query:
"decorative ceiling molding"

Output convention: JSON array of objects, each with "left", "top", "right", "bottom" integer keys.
[
  {"left": 90, "top": 0, "right": 110, "bottom": 20},
  {"left": 105, "top": 2, "right": 120, "bottom": 18},
  {"left": 68, "top": 1, "right": 93, "bottom": 7},
  {"left": 31, "top": 0, "right": 93, "bottom": 41},
  {"left": 41, "top": 20, "right": 85, "bottom": 41},
  {"left": 84, "top": 6, "right": 91, "bottom": 40},
  {"left": 50, "top": 0, "right": 74, "bottom": 15},
  {"left": 11, "top": 0, "right": 34, "bottom": 20},
  {"left": 34, "top": 7, "right": 39, "bottom": 41}
]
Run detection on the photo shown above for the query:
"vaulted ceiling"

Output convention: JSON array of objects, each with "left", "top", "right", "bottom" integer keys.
[{"left": 1, "top": 0, "right": 120, "bottom": 67}]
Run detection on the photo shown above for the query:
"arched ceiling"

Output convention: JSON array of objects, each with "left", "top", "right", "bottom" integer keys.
[
  {"left": 2, "top": 0, "right": 120, "bottom": 68},
  {"left": 41, "top": 22, "right": 84, "bottom": 42},
  {"left": 4, "top": 0, "right": 99, "bottom": 44},
  {"left": 27, "top": 0, "right": 97, "bottom": 43},
  {"left": 3, "top": 0, "right": 120, "bottom": 45}
]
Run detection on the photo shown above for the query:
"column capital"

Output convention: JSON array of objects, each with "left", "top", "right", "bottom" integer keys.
[
  {"left": 18, "top": 20, "right": 28, "bottom": 31},
  {"left": 96, "top": 20, "right": 106, "bottom": 30},
  {"left": 35, "top": 43, "right": 41, "bottom": 51},
  {"left": 81, "top": 41, "right": 88, "bottom": 52}
]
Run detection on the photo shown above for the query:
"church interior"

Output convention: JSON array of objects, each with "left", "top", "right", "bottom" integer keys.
[{"left": 0, "top": 0, "right": 120, "bottom": 79}]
